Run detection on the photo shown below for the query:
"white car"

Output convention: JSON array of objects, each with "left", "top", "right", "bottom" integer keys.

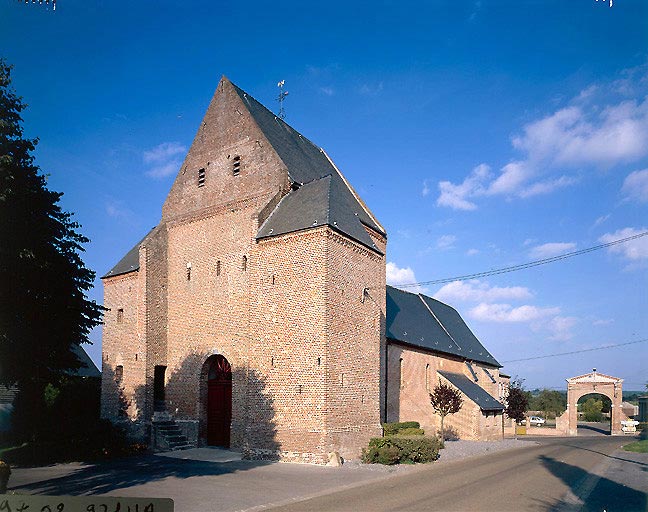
[{"left": 529, "top": 416, "right": 546, "bottom": 426}]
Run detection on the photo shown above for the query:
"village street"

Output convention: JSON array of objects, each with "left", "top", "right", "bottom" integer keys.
[
  {"left": 271, "top": 435, "right": 647, "bottom": 512},
  {"left": 8, "top": 434, "right": 647, "bottom": 512}
]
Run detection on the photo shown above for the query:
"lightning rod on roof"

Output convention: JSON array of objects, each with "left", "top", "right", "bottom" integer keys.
[{"left": 277, "top": 80, "right": 289, "bottom": 120}]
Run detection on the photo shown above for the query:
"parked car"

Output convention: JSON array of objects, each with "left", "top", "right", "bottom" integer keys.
[{"left": 529, "top": 416, "right": 546, "bottom": 426}]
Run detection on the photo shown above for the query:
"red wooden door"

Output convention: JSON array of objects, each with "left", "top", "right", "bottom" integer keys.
[{"left": 207, "top": 356, "right": 232, "bottom": 447}]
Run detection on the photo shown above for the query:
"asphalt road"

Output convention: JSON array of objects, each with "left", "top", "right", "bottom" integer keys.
[{"left": 269, "top": 436, "right": 647, "bottom": 512}]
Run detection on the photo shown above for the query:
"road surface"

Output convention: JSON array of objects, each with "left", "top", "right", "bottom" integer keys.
[{"left": 269, "top": 436, "right": 647, "bottom": 512}]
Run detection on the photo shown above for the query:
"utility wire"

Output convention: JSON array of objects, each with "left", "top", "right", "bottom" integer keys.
[
  {"left": 398, "top": 230, "right": 648, "bottom": 288},
  {"left": 501, "top": 337, "right": 648, "bottom": 363}
]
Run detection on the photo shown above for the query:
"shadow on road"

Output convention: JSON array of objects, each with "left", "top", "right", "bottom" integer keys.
[
  {"left": 577, "top": 423, "right": 610, "bottom": 436},
  {"left": 561, "top": 443, "right": 648, "bottom": 470},
  {"left": 10, "top": 455, "right": 272, "bottom": 496},
  {"left": 538, "top": 455, "right": 646, "bottom": 512}
]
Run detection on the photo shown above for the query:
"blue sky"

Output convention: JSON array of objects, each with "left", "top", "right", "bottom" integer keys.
[{"left": 2, "top": 0, "right": 647, "bottom": 390}]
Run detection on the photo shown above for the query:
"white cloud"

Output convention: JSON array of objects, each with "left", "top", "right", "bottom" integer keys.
[
  {"left": 469, "top": 303, "right": 560, "bottom": 323},
  {"left": 143, "top": 142, "right": 186, "bottom": 179},
  {"left": 436, "top": 67, "right": 648, "bottom": 209},
  {"left": 436, "top": 163, "right": 490, "bottom": 211},
  {"left": 105, "top": 199, "right": 133, "bottom": 221},
  {"left": 359, "top": 82, "right": 384, "bottom": 96},
  {"left": 319, "top": 86, "right": 335, "bottom": 96},
  {"left": 622, "top": 169, "right": 648, "bottom": 203},
  {"left": 593, "top": 214, "right": 611, "bottom": 228},
  {"left": 466, "top": 248, "right": 480, "bottom": 256},
  {"left": 599, "top": 227, "right": 648, "bottom": 261},
  {"left": 529, "top": 242, "right": 577, "bottom": 259},
  {"left": 143, "top": 142, "right": 186, "bottom": 164},
  {"left": 547, "top": 316, "right": 578, "bottom": 341},
  {"left": 518, "top": 175, "right": 579, "bottom": 198},
  {"left": 422, "top": 180, "right": 431, "bottom": 197},
  {"left": 592, "top": 318, "right": 614, "bottom": 326},
  {"left": 434, "top": 280, "right": 533, "bottom": 303},
  {"left": 386, "top": 262, "right": 424, "bottom": 293},
  {"left": 436, "top": 234, "right": 457, "bottom": 250}
]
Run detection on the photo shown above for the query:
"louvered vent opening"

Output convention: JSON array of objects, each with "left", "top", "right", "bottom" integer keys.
[
  {"left": 232, "top": 155, "right": 241, "bottom": 176},
  {"left": 198, "top": 168, "right": 206, "bottom": 187}
]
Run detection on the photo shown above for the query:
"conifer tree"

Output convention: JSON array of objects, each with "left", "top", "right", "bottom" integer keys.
[{"left": 0, "top": 60, "right": 102, "bottom": 434}]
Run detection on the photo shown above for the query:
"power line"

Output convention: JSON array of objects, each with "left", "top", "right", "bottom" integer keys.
[
  {"left": 501, "top": 337, "right": 648, "bottom": 363},
  {"left": 398, "top": 230, "right": 648, "bottom": 288}
]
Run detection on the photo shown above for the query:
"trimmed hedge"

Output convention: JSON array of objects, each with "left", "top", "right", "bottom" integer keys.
[
  {"left": 362, "top": 435, "right": 442, "bottom": 465},
  {"left": 382, "top": 421, "right": 421, "bottom": 436},
  {"left": 398, "top": 427, "right": 425, "bottom": 436}
]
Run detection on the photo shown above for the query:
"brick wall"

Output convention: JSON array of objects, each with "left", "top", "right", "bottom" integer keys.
[
  {"left": 386, "top": 343, "right": 503, "bottom": 441},
  {"left": 324, "top": 228, "right": 385, "bottom": 459}
]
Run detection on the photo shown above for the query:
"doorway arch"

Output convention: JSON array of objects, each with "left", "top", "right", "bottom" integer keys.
[
  {"left": 203, "top": 355, "right": 232, "bottom": 447},
  {"left": 565, "top": 370, "right": 623, "bottom": 435}
]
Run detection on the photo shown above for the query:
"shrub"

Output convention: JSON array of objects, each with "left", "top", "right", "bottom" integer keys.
[
  {"left": 398, "top": 427, "right": 425, "bottom": 436},
  {"left": 362, "top": 435, "right": 442, "bottom": 465},
  {"left": 438, "top": 426, "right": 460, "bottom": 441},
  {"left": 382, "top": 421, "right": 420, "bottom": 436}
]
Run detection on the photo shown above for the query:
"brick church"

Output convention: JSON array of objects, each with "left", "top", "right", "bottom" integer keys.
[{"left": 100, "top": 77, "right": 507, "bottom": 463}]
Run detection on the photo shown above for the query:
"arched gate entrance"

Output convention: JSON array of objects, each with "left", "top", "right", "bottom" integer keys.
[{"left": 565, "top": 369, "right": 623, "bottom": 435}]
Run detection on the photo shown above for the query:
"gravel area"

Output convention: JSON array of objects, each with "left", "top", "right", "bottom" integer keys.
[
  {"left": 436, "top": 438, "right": 535, "bottom": 463},
  {"left": 341, "top": 438, "right": 535, "bottom": 474}
]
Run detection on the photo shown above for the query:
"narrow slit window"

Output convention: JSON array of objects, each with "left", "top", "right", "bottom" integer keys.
[
  {"left": 425, "top": 363, "right": 430, "bottom": 391},
  {"left": 216, "top": 260, "right": 221, "bottom": 276},
  {"left": 117, "top": 308, "right": 124, "bottom": 323},
  {"left": 115, "top": 365, "right": 123, "bottom": 383},
  {"left": 399, "top": 358, "right": 404, "bottom": 388},
  {"left": 198, "top": 168, "right": 206, "bottom": 187},
  {"left": 242, "top": 255, "right": 247, "bottom": 272},
  {"left": 232, "top": 155, "right": 241, "bottom": 176},
  {"left": 186, "top": 262, "right": 192, "bottom": 281}
]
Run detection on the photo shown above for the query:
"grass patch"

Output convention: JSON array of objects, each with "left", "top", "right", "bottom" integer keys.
[{"left": 623, "top": 439, "right": 648, "bottom": 453}]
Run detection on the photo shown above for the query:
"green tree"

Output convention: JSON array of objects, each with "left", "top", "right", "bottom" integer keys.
[
  {"left": 0, "top": 60, "right": 103, "bottom": 439},
  {"left": 529, "top": 389, "right": 566, "bottom": 419},
  {"left": 429, "top": 380, "right": 463, "bottom": 440},
  {"left": 579, "top": 397, "right": 604, "bottom": 422}
]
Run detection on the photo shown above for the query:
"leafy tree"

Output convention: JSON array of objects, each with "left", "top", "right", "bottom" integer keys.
[
  {"left": 529, "top": 389, "right": 566, "bottom": 419},
  {"left": 579, "top": 397, "right": 604, "bottom": 422},
  {"left": 505, "top": 378, "right": 529, "bottom": 425},
  {"left": 429, "top": 380, "right": 463, "bottom": 440},
  {"left": 0, "top": 60, "right": 103, "bottom": 438}
]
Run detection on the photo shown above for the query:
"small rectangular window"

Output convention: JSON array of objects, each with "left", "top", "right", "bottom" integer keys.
[
  {"left": 216, "top": 260, "right": 221, "bottom": 276},
  {"left": 117, "top": 308, "right": 124, "bottom": 323},
  {"left": 198, "top": 168, "right": 206, "bottom": 187},
  {"left": 232, "top": 156, "right": 241, "bottom": 176},
  {"left": 115, "top": 365, "right": 123, "bottom": 383}
]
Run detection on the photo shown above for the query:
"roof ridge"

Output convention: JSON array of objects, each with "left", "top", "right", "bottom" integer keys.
[
  {"left": 320, "top": 148, "right": 385, "bottom": 234},
  {"left": 418, "top": 294, "right": 463, "bottom": 352}
]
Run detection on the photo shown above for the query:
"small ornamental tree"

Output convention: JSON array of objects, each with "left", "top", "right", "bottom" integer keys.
[
  {"left": 505, "top": 379, "right": 529, "bottom": 431},
  {"left": 429, "top": 380, "right": 463, "bottom": 440}
]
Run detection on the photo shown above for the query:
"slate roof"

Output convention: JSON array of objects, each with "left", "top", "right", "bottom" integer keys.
[
  {"left": 232, "top": 83, "right": 385, "bottom": 250},
  {"left": 257, "top": 175, "right": 381, "bottom": 253},
  {"left": 70, "top": 344, "right": 101, "bottom": 378},
  {"left": 102, "top": 228, "right": 155, "bottom": 279},
  {"left": 386, "top": 285, "right": 501, "bottom": 368},
  {"left": 438, "top": 371, "right": 505, "bottom": 411}
]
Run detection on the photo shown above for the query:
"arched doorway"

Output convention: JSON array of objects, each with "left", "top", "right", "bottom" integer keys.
[
  {"left": 565, "top": 370, "right": 623, "bottom": 435},
  {"left": 206, "top": 355, "right": 232, "bottom": 447},
  {"left": 576, "top": 393, "right": 612, "bottom": 435}
]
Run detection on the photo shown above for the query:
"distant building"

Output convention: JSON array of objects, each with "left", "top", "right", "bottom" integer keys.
[
  {"left": 101, "top": 77, "right": 506, "bottom": 462},
  {"left": 639, "top": 396, "right": 648, "bottom": 423}
]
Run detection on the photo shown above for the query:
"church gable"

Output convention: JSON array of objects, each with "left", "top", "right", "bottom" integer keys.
[{"left": 161, "top": 77, "right": 291, "bottom": 223}]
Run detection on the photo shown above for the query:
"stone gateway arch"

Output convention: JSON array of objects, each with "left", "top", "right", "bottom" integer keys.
[{"left": 565, "top": 369, "right": 623, "bottom": 435}]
